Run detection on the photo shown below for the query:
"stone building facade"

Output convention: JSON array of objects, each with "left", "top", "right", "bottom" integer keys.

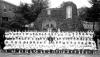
[
  {"left": 0, "top": 0, "right": 18, "bottom": 27},
  {"left": 35, "top": 1, "right": 83, "bottom": 31}
]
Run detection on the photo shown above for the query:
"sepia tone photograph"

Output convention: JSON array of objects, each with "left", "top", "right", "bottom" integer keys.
[{"left": 0, "top": 0, "right": 100, "bottom": 57}]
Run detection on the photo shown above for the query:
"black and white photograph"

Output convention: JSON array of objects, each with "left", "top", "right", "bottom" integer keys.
[{"left": 0, "top": 0, "right": 100, "bottom": 57}]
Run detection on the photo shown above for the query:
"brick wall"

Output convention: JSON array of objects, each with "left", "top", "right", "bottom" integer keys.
[{"left": 35, "top": 2, "right": 83, "bottom": 31}]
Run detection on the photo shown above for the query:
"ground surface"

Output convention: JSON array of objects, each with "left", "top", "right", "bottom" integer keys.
[
  {"left": 0, "top": 52, "right": 100, "bottom": 57},
  {"left": 0, "top": 53, "right": 100, "bottom": 57},
  {"left": 0, "top": 50, "right": 100, "bottom": 57}
]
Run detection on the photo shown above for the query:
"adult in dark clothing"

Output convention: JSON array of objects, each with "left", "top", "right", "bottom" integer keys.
[
  {"left": 0, "top": 29, "right": 5, "bottom": 49},
  {"left": 93, "top": 31, "right": 100, "bottom": 49}
]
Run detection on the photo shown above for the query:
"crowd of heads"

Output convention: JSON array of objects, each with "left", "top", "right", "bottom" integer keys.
[{"left": 3, "top": 30, "right": 96, "bottom": 50}]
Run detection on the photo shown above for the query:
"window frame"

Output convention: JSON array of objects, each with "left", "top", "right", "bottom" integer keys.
[{"left": 66, "top": 6, "right": 72, "bottom": 19}]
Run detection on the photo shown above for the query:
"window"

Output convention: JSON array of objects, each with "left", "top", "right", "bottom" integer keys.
[
  {"left": 3, "top": 5, "right": 7, "bottom": 12},
  {"left": 47, "top": 9, "right": 51, "bottom": 15},
  {"left": 4, "top": 9, "right": 7, "bottom": 12},
  {"left": 66, "top": 6, "right": 72, "bottom": 19},
  {"left": 2, "top": 17, "right": 8, "bottom": 21}
]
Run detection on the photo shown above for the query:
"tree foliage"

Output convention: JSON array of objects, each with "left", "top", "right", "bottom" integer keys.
[
  {"left": 78, "top": 7, "right": 89, "bottom": 21},
  {"left": 79, "top": 0, "right": 100, "bottom": 22},
  {"left": 9, "top": 0, "right": 49, "bottom": 30},
  {"left": 87, "top": 0, "right": 100, "bottom": 47},
  {"left": 86, "top": 0, "right": 100, "bottom": 22},
  {"left": 15, "top": 0, "right": 49, "bottom": 23}
]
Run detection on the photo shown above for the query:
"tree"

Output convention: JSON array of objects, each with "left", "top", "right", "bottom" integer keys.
[
  {"left": 87, "top": 0, "right": 100, "bottom": 31},
  {"left": 86, "top": 0, "right": 100, "bottom": 21},
  {"left": 15, "top": 0, "right": 49, "bottom": 24},
  {"left": 79, "top": 0, "right": 100, "bottom": 22},
  {"left": 13, "top": 0, "right": 49, "bottom": 30},
  {"left": 32, "top": 0, "right": 49, "bottom": 8},
  {"left": 86, "top": 0, "right": 100, "bottom": 49},
  {"left": 78, "top": 7, "right": 89, "bottom": 21}
]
